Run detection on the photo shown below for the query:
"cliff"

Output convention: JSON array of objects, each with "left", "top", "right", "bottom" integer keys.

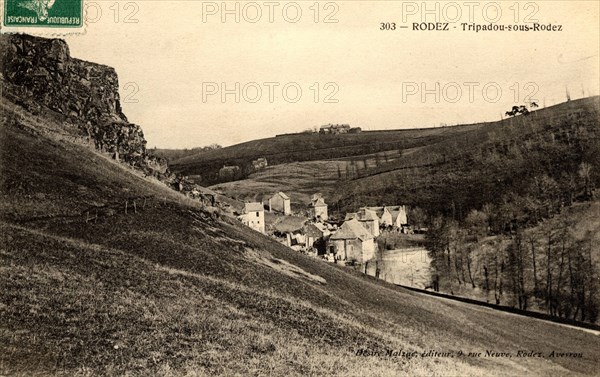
[{"left": 0, "top": 33, "right": 166, "bottom": 174}]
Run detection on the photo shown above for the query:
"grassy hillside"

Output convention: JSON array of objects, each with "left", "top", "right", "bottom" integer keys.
[
  {"left": 333, "top": 97, "right": 600, "bottom": 217},
  {"left": 211, "top": 97, "right": 599, "bottom": 220},
  {"left": 2, "top": 98, "right": 600, "bottom": 375},
  {"left": 172, "top": 123, "right": 486, "bottom": 185},
  {"left": 210, "top": 160, "right": 349, "bottom": 210}
]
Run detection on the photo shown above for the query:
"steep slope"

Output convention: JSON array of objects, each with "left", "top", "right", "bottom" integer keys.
[
  {"left": 333, "top": 97, "right": 600, "bottom": 216},
  {"left": 2, "top": 36, "right": 600, "bottom": 376}
]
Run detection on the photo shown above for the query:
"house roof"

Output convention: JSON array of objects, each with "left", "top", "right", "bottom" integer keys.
[
  {"left": 362, "top": 206, "right": 387, "bottom": 219},
  {"left": 273, "top": 216, "right": 306, "bottom": 233},
  {"left": 244, "top": 202, "right": 264, "bottom": 212},
  {"left": 358, "top": 208, "right": 379, "bottom": 222},
  {"left": 311, "top": 197, "right": 327, "bottom": 207},
  {"left": 272, "top": 191, "right": 290, "bottom": 200},
  {"left": 344, "top": 212, "right": 357, "bottom": 221},
  {"left": 388, "top": 205, "right": 407, "bottom": 221},
  {"left": 330, "top": 219, "right": 373, "bottom": 241},
  {"left": 304, "top": 223, "right": 324, "bottom": 237}
]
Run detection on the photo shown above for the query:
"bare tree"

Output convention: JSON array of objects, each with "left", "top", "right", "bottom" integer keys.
[{"left": 578, "top": 162, "right": 593, "bottom": 198}]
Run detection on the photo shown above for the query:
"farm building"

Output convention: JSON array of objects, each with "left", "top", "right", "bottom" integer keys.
[
  {"left": 328, "top": 219, "right": 375, "bottom": 264},
  {"left": 239, "top": 202, "right": 265, "bottom": 234},
  {"left": 304, "top": 222, "right": 330, "bottom": 251},
  {"left": 363, "top": 205, "right": 408, "bottom": 228},
  {"left": 388, "top": 205, "right": 408, "bottom": 227},
  {"left": 269, "top": 192, "right": 291, "bottom": 215},
  {"left": 319, "top": 124, "right": 351, "bottom": 134},
  {"left": 309, "top": 194, "right": 328, "bottom": 221},
  {"left": 347, "top": 208, "right": 380, "bottom": 237}
]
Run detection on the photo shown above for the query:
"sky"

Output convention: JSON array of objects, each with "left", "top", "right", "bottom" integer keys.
[{"left": 64, "top": 1, "right": 600, "bottom": 148}]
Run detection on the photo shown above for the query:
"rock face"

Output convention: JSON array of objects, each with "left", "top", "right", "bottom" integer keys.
[{"left": 0, "top": 33, "right": 167, "bottom": 173}]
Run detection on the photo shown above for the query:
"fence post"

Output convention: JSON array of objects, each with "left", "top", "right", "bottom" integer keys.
[
  {"left": 94, "top": 209, "right": 98, "bottom": 224},
  {"left": 143, "top": 197, "right": 147, "bottom": 209},
  {"left": 86, "top": 211, "right": 89, "bottom": 223},
  {"left": 125, "top": 201, "right": 128, "bottom": 215},
  {"left": 133, "top": 200, "right": 137, "bottom": 214}
]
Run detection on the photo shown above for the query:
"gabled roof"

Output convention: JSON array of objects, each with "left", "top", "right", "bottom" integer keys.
[
  {"left": 363, "top": 206, "right": 385, "bottom": 218},
  {"left": 244, "top": 202, "right": 264, "bottom": 213},
  {"left": 272, "top": 191, "right": 290, "bottom": 200},
  {"left": 330, "top": 219, "right": 373, "bottom": 241},
  {"left": 273, "top": 216, "right": 306, "bottom": 233},
  {"left": 304, "top": 223, "right": 324, "bottom": 237},
  {"left": 311, "top": 197, "right": 327, "bottom": 207},
  {"left": 388, "top": 205, "right": 407, "bottom": 221},
  {"left": 358, "top": 208, "right": 379, "bottom": 222}
]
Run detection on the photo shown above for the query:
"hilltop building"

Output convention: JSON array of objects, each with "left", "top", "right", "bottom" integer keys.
[
  {"left": 328, "top": 219, "right": 375, "bottom": 263},
  {"left": 239, "top": 202, "right": 265, "bottom": 234},
  {"left": 319, "top": 124, "right": 351, "bottom": 134}
]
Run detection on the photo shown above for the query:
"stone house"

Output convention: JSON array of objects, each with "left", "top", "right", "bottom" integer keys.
[
  {"left": 388, "top": 205, "right": 408, "bottom": 227},
  {"left": 363, "top": 205, "right": 408, "bottom": 229},
  {"left": 269, "top": 191, "right": 291, "bottom": 215},
  {"left": 348, "top": 208, "right": 380, "bottom": 237},
  {"left": 309, "top": 194, "right": 328, "bottom": 221},
  {"left": 304, "top": 222, "right": 330, "bottom": 252},
  {"left": 239, "top": 202, "right": 265, "bottom": 234},
  {"left": 328, "top": 219, "right": 375, "bottom": 263}
]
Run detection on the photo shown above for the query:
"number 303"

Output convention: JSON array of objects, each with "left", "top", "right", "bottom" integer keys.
[{"left": 380, "top": 22, "right": 396, "bottom": 30}]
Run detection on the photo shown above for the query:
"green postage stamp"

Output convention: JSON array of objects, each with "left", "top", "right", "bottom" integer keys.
[{"left": 2, "top": 0, "right": 83, "bottom": 32}]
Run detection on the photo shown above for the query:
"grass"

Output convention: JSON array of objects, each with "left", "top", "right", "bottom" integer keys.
[
  {"left": 210, "top": 160, "right": 348, "bottom": 207},
  {"left": 332, "top": 96, "right": 600, "bottom": 215},
  {"left": 207, "top": 97, "right": 600, "bottom": 221},
  {"left": 172, "top": 122, "right": 488, "bottom": 185},
  {"left": 2, "top": 95, "right": 600, "bottom": 376}
]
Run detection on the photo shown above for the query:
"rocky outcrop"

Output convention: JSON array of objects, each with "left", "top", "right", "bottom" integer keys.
[{"left": 0, "top": 33, "right": 167, "bottom": 175}]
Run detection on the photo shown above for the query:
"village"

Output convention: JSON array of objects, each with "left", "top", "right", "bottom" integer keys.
[{"left": 237, "top": 191, "right": 423, "bottom": 271}]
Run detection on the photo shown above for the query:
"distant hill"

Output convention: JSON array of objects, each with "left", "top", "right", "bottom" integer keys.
[
  {"left": 171, "top": 122, "right": 488, "bottom": 185},
  {"left": 209, "top": 97, "right": 599, "bottom": 220},
  {"left": 3, "top": 34, "right": 600, "bottom": 376},
  {"left": 150, "top": 145, "right": 222, "bottom": 163},
  {"left": 333, "top": 97, "right": 600, "bottom": 218}
]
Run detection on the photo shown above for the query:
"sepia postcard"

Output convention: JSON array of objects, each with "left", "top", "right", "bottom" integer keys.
[{"left": 1, "top": 1, "right": 599, "bottom": 376}]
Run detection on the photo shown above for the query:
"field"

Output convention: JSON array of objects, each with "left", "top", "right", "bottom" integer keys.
[
  {"left": 211, "top": 160, "right": 348, "bottom": 208},
  {"left": 193, "top": 97, "right": 600, "bottom": 222},
  {"left": 171, "top": 123, "right": 486, "bottom": 185},
  {"left": 333, "top": 97, "right": 600, "bottom": 215},
  {"left": 3, "top": 94, "right": 600, "bottom": 376}
]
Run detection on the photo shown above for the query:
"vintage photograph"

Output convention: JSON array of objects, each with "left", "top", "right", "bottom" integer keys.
[{"left": 1, "top": 0, "right": 599, "bottom": 375}]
